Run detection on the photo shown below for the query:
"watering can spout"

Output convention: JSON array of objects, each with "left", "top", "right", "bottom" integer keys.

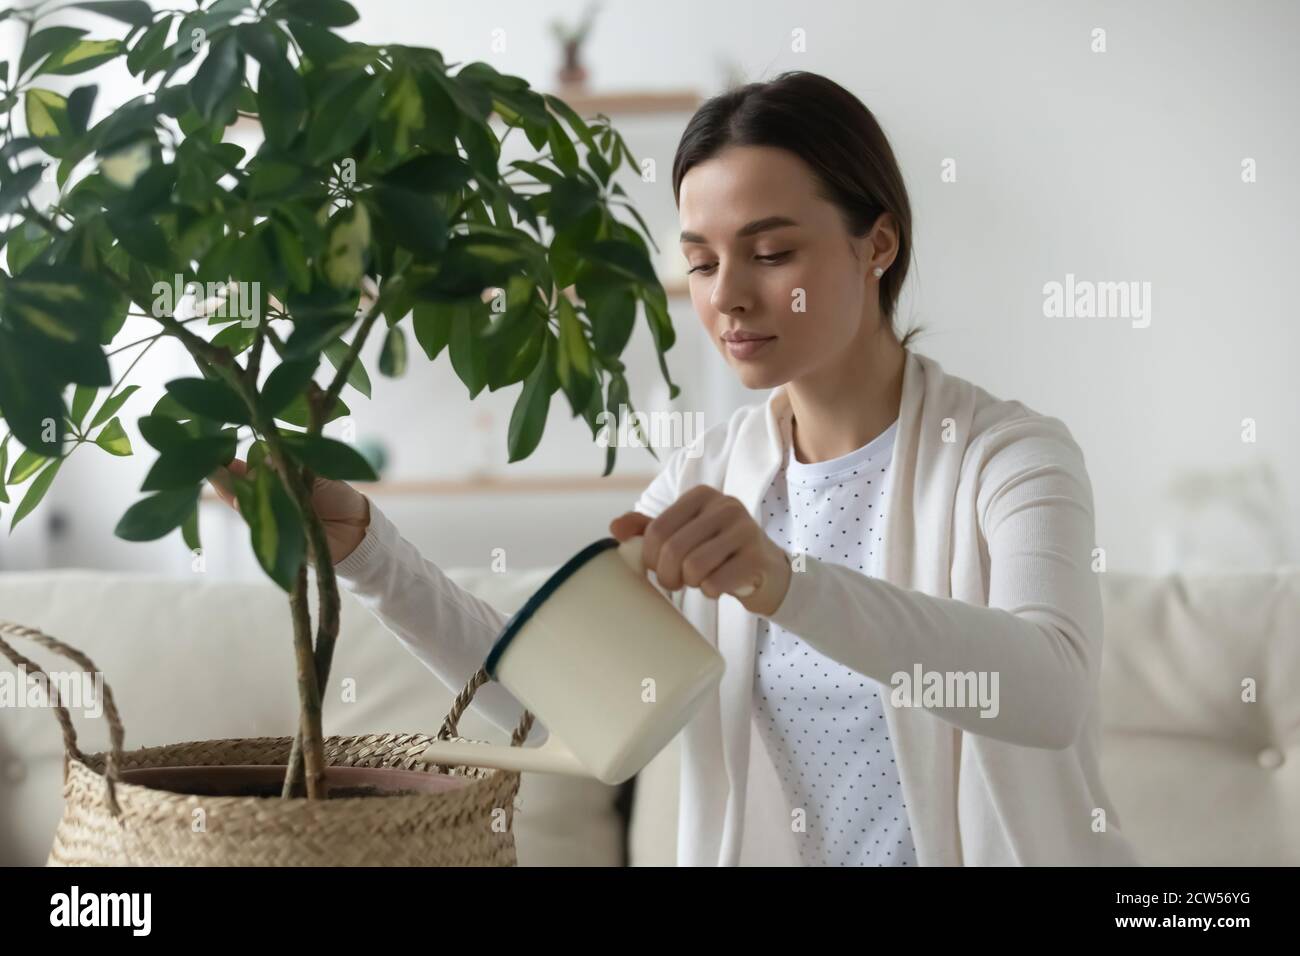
[{"left": 417, "top": 732, "right": 591, "bottom": 779}]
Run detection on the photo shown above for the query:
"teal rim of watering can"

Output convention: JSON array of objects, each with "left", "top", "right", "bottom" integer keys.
[{"left": 483, "top": 537, "right": 621, "bottom": 680}]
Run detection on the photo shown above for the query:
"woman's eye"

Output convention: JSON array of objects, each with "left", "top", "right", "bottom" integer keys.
[{"left": 688, "top": 252, "right": 791, "bottom": 275}]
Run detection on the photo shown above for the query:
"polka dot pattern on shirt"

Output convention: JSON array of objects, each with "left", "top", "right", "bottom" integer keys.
[{"left": 752, "top": 418, "right": 918, "bottom": 867}]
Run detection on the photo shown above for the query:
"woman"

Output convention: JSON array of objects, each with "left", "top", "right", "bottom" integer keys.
[{"left": 213, "top": 71, "right": 1137, "bottom": 867}]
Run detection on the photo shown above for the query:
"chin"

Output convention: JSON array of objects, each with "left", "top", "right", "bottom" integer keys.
[{"left": 731, "top": 363, "right": 787, "bottom": 391}]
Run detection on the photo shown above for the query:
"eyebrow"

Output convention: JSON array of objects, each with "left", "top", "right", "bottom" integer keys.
[{"left": 679, "top": 216, "right": 801, "bottom": 245}]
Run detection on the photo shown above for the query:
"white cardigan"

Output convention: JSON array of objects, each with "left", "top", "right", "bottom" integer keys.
[{"left": 336, "top": 348, "right": 1140, "bottom": 866}]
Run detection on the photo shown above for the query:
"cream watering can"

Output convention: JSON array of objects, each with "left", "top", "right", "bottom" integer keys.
[{"left": 417, "top": 534, "right": 743, "bottom": 785}]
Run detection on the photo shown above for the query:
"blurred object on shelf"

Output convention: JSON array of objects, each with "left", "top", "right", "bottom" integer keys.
[
  {"left": 469, "top": 409, "right": 496, "bottom": 479},
  {"left": 551, "top": 0, "right": 603, "bottom": 96},
  {"left": 1151, "top": 458, "right": 1292, "bottom": 573}
]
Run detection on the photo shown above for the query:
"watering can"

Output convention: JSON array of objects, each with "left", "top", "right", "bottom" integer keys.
[{"left": 417, "top": 535, "right": 737, "bottom": 785}]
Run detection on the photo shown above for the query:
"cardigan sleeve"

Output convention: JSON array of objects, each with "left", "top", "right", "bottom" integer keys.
[
  {"left": 767, "top": 429, "right": 1102, "bottom": 751},
  {"left": 333, "top": 497, "right": 548, "bottom": 744}
]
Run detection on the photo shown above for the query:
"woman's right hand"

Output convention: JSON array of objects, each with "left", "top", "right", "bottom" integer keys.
[{"left": 207, "top": 458, "right": 372, "bottom": 566}]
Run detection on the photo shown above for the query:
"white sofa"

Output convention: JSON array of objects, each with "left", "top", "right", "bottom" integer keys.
[{"left": 1, "top": 564, "right": 1296, "bottom": 866}]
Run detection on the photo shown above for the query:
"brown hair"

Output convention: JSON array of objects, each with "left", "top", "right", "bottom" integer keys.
[{"left": 672, "top": 70, "right": 924, "bottom": 350}]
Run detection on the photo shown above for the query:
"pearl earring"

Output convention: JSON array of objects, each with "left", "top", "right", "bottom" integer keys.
[{"left": 872, "top": 266, "right": 884, "bottom": 278}]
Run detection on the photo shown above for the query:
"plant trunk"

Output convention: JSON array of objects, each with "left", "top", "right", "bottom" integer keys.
[
  {"left": 282, "top": 470, "right": 344, "bottom": 799},
  {"left": 285, "top": 563, "right": 326, "bottom": 799}
]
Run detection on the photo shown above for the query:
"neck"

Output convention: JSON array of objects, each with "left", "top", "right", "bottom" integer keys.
[{"left": 785, "top": 319, "right": 906, "bottom": 464}]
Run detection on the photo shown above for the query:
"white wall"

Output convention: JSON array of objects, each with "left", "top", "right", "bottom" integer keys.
[{"left": 5, "top": 0, "right": 1298, "bottom": 579}]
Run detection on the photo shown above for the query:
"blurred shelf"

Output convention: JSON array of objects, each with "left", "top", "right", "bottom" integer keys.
[{"left": 201, "top": 473, "right": 657, "bottom": 501}]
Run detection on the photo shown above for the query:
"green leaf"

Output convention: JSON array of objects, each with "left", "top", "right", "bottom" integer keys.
[
  {"left": 305, "top": 72, "right": 382, "bottom": 163},
  {"left": 137, "top": 414, "right": 190, "bottom": 451},
  {"left": 369, "top": 184, "right": 448, "bottom": 258},
  {"left": 279, "top": 433, "right": 377, "bottom": 481},
  {"left": 7, "top": 447, "right": 49, "bottom": 486},
  {"left": 180, "top": 504, "right": 201, "bottom": 552},
  {"left": 448, "top": 304, "right": 487, "bottom": 398},
  {"left": 584, "top": 239, "right": 658, "bottom": 286},
  {"left": 556, "top": 296, "right": 594, "bottom": 414},
  {"left": 9, "top": 457, "right": 62, "bottom": 532},
  {"left": 19, "top": 27, "right": 87, "bottom": 78},
  {"left": 210, "top": 321, "right": 258, "bottom": 354},
  {"left": 322, "top": 202, "right": 370, "bottom": 288},
  {"left": 88, "top": 384, "right": 140, "bottom": 429},
  {"left": 507, "top": 335, "right": 556, "bottom": 462},
  {"left": 66, "top": 84, "right": 98, "bottom": 136},
  {"left": 247, "top": 438, "right": 270, "bottom": 472},
  {"left": 378, "top": 325, "right": 407, "bottom": 378},
  {"left": 93, "top": 416, "right": 132, "bottom": 456},
  {"left": 272, "top": 0, "right": 359, "bottom": 28},
  {"left": 271, "top": 220, "right": 311, "bottom": 292},
  {"left": 25, "top": 89, "right": 69, "bottom": 139},
  {"left": 141, "top": 434, "right": 236, "bottom": 491},
  {"left": 127, "top": 17, "right": 171, "bottom": 76},
  {"left": 71, "top": 2, "right": 156, "bottom": 28},
  {"left": 411, "top": 302, "right": 451, "bottom": 361},
  {"left": 640, "top": 287, "right": 680, "bottom": 400},
  {"left": 37, "top": 39, "right": 123, "bottom": 77},
  {"left": 6, "top": 220, "right": 54, "bottom": 273},
  {"left": 259, "top": 358, "right": 318, "bottom": 416},
  {"left": 164, "top": 377, "right": 252, "bottom": 424},
  {"left": 237, "top": 23, "right": 305, "bottom": 149},
  {"left": 581, "top": 277, "right": 637, "bottom": 357},
  {"left": 544, "top": 94, "right": 599, "bottom": 155},
  {"left": 322, "top": 338, "right": 371, "bottom": 398},
  {"left": 546, "top": 115, "right": 579, "bottom": 176},
  {"left": 275, "top": 392, "right": 348, "bottom": 428},
  {"left": 70, "top": 384, "right": 98, "bottom": 429},
  {"left": 189, "top": 34, "right": 242, "bottom": 122},
  {"left": 0, "top": 328, "right": 66, "bottom": 455},
  {"left": 2, "top": 264, "right": 115, "bottom": 344},
  {"left": 233, "top": 463, "right": 303, "bottom": 591},
  {"left": 0, "top": 435, "right": 10, "bottom": 505},
  {"left": 0, "top": 165, "right": 44, "bottom": 217},
  {"left": 115, "top": 486, "right": 199, "bottom": 541}
]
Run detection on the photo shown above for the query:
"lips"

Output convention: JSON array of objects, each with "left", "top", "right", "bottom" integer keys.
[{"left": 723, "top": 334, "right": 776, "bottom": 359}]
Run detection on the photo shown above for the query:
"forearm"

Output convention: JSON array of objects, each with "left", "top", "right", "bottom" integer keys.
[{"left": 768, "top": 557, "right": 1096, "bottom": 749}]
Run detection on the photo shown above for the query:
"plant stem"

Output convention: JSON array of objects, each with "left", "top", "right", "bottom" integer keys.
[{"left": 284, "top": 562, "right": 325, "bottom": 799}]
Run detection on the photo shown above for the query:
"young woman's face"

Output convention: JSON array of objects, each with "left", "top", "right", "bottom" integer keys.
[{"left": 677, "top": 144, "right": 879, "bottom": 390}]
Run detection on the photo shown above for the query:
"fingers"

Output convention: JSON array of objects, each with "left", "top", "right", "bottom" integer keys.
[
  {"left": 207, "top": 459, "right": 248, "bottom": 513},
  {"left": 677, "top": 522, "right": 752, "bottom": 594},
  {"left": 651, "top": 500, "right": 739, "bottom": 591},
  {"left": 608, "top": 511, "right": 652, "bottom": 542},
  {"left": 640, "top": 485, "right": 720, "bottom": 571}
]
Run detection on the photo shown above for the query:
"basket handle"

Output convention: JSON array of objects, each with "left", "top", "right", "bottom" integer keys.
[
  {"left": 429, "top": 665, "right": 535, "bottom": 773},
  {"left": 0, "top": 620, "right": 125, "bottom": 817}
]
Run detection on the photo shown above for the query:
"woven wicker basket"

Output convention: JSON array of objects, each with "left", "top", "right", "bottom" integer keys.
[{"left": 0, "top": 620, "right": 537, "bottom": 866}]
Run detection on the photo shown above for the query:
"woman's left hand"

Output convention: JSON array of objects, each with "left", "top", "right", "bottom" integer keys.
[{"left": 609, "top": 485, "right": 793, "bottom": 617}]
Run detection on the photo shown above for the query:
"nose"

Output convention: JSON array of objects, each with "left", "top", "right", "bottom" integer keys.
[{"left": 708, "top": 259, "right": 754, "bottom": 316}]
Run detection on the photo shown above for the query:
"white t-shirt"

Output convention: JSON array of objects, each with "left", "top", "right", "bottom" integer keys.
[{"left": 751, "top": 417, "right": 919, "bottom": 866}]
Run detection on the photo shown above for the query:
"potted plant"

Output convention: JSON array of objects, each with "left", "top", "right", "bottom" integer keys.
[{"left": 0, "top": 0, "right": 677, "bottom": 862}]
